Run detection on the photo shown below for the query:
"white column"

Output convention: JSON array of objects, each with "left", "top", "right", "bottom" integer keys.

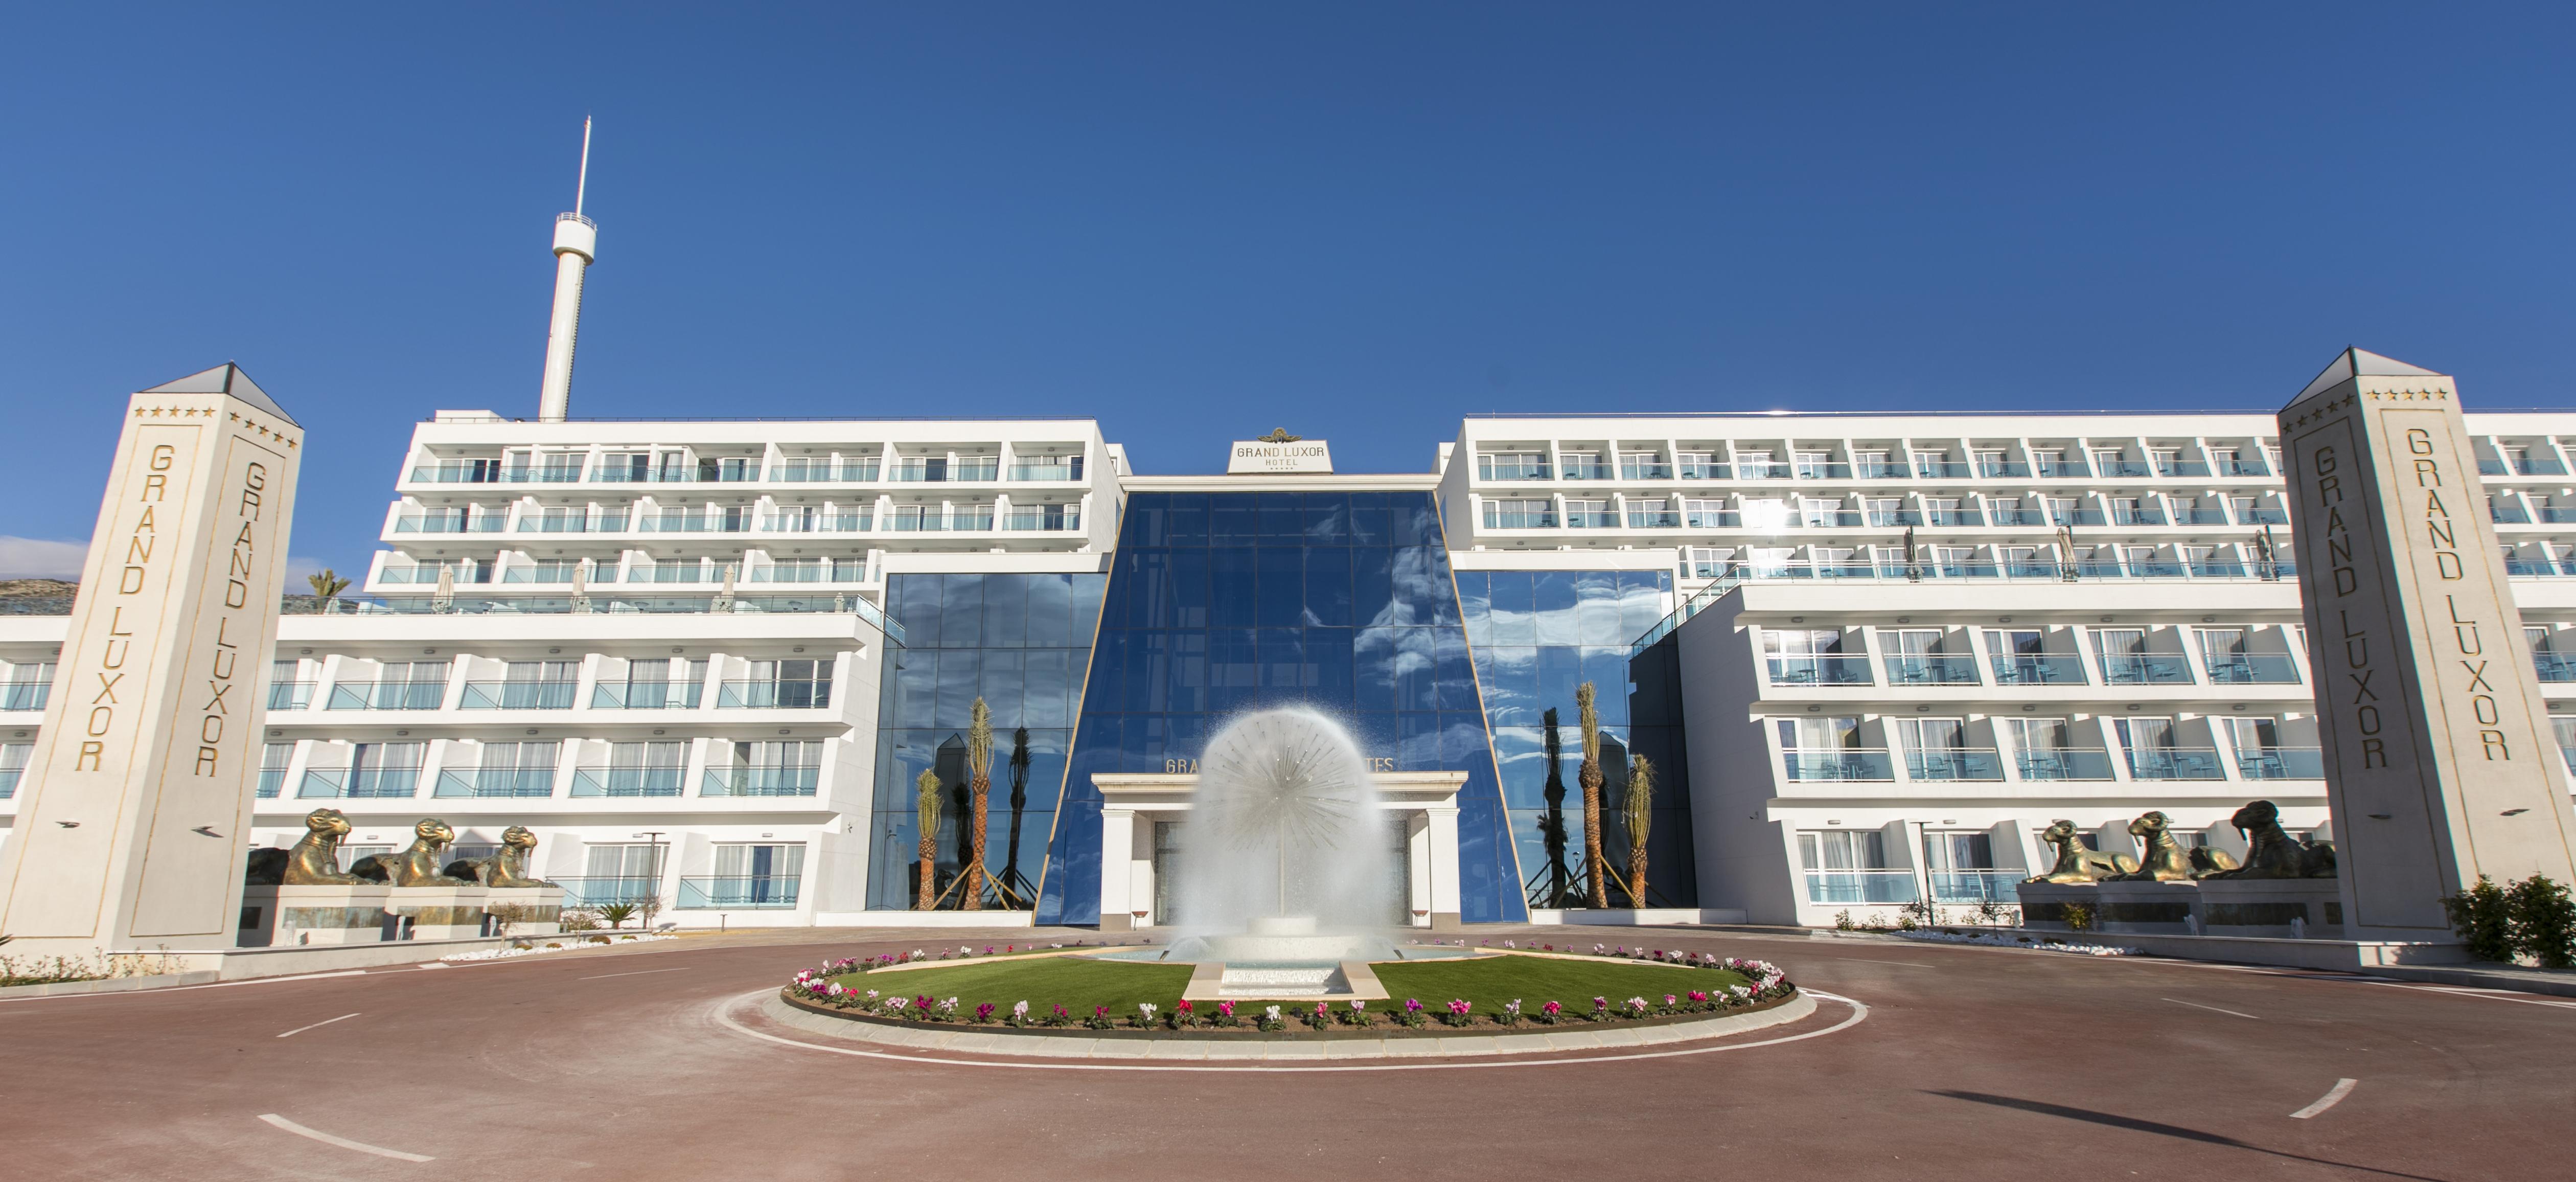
[
  {"left": 1099, "top": 808, "right": 1135, "bottom": 930},
  {"left": 1425, "top": 804, "right": 1462, "bottom": 929}
]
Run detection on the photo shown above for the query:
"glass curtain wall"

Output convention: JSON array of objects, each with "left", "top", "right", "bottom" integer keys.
[
  {"left": 1036, "top": 491, "right": 1526, "bottom": 925},
  {"left": 869, "top": 573, "right": 1107, "bottom": 910},
  {"left": 1457, "top": 570, "right": 1691, "bottom": 909}
]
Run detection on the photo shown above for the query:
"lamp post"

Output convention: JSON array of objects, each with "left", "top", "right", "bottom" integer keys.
[{"left": 630, "top": 830, "right": 666, "bottom": 928}]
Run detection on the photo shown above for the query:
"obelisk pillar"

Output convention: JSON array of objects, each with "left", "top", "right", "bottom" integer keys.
[
  {"left": 2279, "top": 348, "right": 2576, "bottom": 942},
  {"left": 0, "top": 365, "right": 302, "bottom": 957}
]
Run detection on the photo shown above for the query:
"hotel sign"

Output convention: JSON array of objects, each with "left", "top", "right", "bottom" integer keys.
[
  {"left": 2279, "top": 349, "right": 2576, "bottom": 939},
  {"left": 1228, "top": 438, "right": 1333, "bottom": 474}
]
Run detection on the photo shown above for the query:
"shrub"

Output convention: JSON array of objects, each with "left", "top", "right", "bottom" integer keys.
[
  {"left": 1302, "top": 1002, "right": 1331, "bottom": 1031},
  {"left": 1833, "top": 910, "right": 1855, "bottom": 931},
  {"left": 2508, "top": 874, "right": 2576, "bottom": 969},
  {"left": 1439, "top": 999, "right": 1474, "bottom": 1028},
  {"left": 1211, "top": 1001, "right": 1240, "bottom": 1029},
  {"left": 1170, "top": 999, "right": 1200, "bottom": 1029},
  {"left": 1084, "top": 1006, "right": 1117, "bottom": 1031},
  {"left": 1396, "top": 998, "right": 1428, "bottom": 1028},
  {"left": 2443, "top": 876, "right": 2516, "bottom": 963},
  {"left": 1498, "top": 999, "right": 1523, "bottom": 1027},
  {"left": 1534, "top": 1000, "right": 1562, "bottom": 1025},
  {"left": 1338, "top": 1000, "right": 1369, "bottom": 1027}
]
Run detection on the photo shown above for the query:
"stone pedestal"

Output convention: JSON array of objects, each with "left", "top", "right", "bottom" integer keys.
[
  {"left": 2196, "top": 878, "right": 2344, "bottom": 939},
  {"left": 387, "top": 885, "right": 491, "bottom": 940},
  {"left": 482, "top": 886, "right": 562, "bottom": 936},
  {"left": 2017, "top": 878, "right": 2345, "bottom": 939},
  {"left": 239, "top": 885, "right": 391, "bottom": 948}
]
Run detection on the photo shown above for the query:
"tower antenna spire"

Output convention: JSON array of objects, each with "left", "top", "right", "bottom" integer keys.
[
  {"left": 574, "top": 115, "right": 592, "bottom": 216},
  {"left": 537, "top": 118, "right": 600, "bottom": 422}
]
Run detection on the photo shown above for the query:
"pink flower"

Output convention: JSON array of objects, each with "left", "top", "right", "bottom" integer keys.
[
  {"left": 1404, "top": 998, "right": 1423, "bottom": 1013},
  {"left": 1218, "top": 1001, "right": 1235, "bottom": 1017},
  {"left": 1542, "top": 1001, "right": 1562, "bottom": 1015},
  {"left": 1177, "top": 999, "right": 1194, "bottom": 1012}
]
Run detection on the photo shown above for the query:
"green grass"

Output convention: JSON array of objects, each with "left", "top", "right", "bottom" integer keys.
[
  {"left": 818, "top": 953, "right": 1752, "bottom": 1020},
  {"left": 1371, "top": 957, "right": 1750, "bottom": 1016},
  {"left": 827, "top": 956, "right": 1193, "bottom": 1017}
]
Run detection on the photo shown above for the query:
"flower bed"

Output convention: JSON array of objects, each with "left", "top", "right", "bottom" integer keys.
[
  {"left": 780, "top": 947, "right": 1797, "bottom": 1037},
  {"left": 1898, "top": 929, "right": 2140, "bottom": 956}
]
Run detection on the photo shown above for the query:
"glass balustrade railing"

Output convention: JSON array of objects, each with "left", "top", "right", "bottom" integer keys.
[
  {"left": 433, "top": 768, "right": 558, "bottom": 798},
  {"left": 2098, "top": 654, "right": 2194, "bottom": 684},
  {"left": 1677, "top": 462, "right": 1732, "bottom": 480},
  {"left": 2016, "top": 748, "right": 2116, "bottom": 781},
  {"left": 1882, "top": 654, "right": 1981, "bottom": 685},
  {"left": 1, "top": 684, "right": 51, "bottom": 711},
  {"left": 716, "top": 680, "right": 834, "bottom": 709},
  {"left": 1988, "top": 654, "right": 2087, "bottom": 686},
  {"left": 1904, "top": 749, "right": 2004, "bottom": 781},
  {"left": 698, "top": 765, "right": 821, "bottom": 797},
  {"left": 296, "top": 768, "right": 420, "bottom": 799},
  {"left": 2534, "top": 654, "right": 2576, "bottom": 683},
  {"left": 458, "top": 681, "right": 578, "bottom": 710},
  {"left": 1928, "top": 870, "right": 2020, "bottom": 902},
  {"left": 556, "top": 876, "right": 665, "bottom": 905},
  {"left": 392, "top": 515, "right": 505, "bottom": 534},
  {"left": 1481, "top": 511, "right": 1558, "bottom": 529},
  {"left": 1765, "top": 655, "right": 1874, "bottom": 686},
  {"left": 2202, "top": 654, "right": 2301, "bottom": 684},
  {"left": 1801, "top": 870, "right": 1916, "bottom": 904},
  {"left": 2125, "top": 747, "right": 2227, "bottom": 780},
  {"left": 570, "top": 766, "right": 686, "bottom": 797},
  {"left": 1007, "top": 463, "right": 1082, "bottom": 482},
  {"left": 2234, "top": 747, "right": 2324, "bottom": 780},
  {"left": 678, "top": 876, "right": 801, "bottom": 908},
  {"left": 1780, "top": 749, "right": 1895, "bottom": 780},
  {"left": 327, "top": 681, "right": 448, "bottom": 710},
  {"left": 267, "top": 681, "right": 315, "bottom": 710},
  {"left": 1625, "top": 511, "right": 1682, "bottom": 529}
]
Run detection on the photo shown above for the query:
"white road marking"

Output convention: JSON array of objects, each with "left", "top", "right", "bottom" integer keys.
[
  {"left": 2163, "top": 997, "right": 2259, "bottom": 1019},
  {"left": 2290, "top": 1077, "right": 2359, "bottom": 1119},
  {"left": 713, "top": 988, "right": 1870, "bottom": 1073},
  {"left": 275, "top": 1013, "right": 360, "bottom": 1039},
  {"left": 577, "top": 967, "right": 692, "bottom": 981},
  {"left": 257, "top": 1113, "right": 434, "bottom": 1162}
]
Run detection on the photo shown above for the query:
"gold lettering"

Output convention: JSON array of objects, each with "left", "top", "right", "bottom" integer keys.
[
  {"left": 141, "top": 473, "right": 166, "bottom": 500},
  {"left": 2481, "top": 730, "right": 2511, "bottom": 760},
  {"left": 2407, "top": 428, "right": 2434, "bottom": 456},
  {"left": 195, "top": 746, "right": 219, "bottom": 776},
  {"left": 77, "top": 740, "right": 102, "bottom": 771},
  {"left": 2360, "top": 737, "right": 2387, "bottom": 768}
]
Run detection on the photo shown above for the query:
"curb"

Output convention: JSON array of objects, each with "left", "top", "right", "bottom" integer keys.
[
  {"left": 758, "top": 989, "right": 1816, "bottom": 1060},
  {"left": 0, "top": 971, "right": 222, "bottom": 999}
]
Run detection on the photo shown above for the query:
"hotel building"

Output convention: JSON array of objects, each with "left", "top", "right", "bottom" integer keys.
[{"left": 8, "top": 407, "right": 2576, "bottom": 929}]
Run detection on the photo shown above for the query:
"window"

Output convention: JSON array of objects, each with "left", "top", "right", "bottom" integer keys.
[
  {"left": 258, "top": 742, "right": 293, "bottom": 798},
  {"left": 1563, "top": 498, "right": 1615, "bottom": 529},
  {"left": 1799, "top": 829, "right": 1887, "bottom": 870},
  {"left": 708, "top": 739, "right": 822, "bottom": 795},
  {"left": 1973, "top": 449, "right": 2010, "bottom": 476},
  {"left": 1735, "top": 450, "right": 1777, "bottom": 479},
  {"left": 576, "top": 843, "right": 667, "bottom": 905},
  {"left": 1897, "top": 717, "right": 1967, "bottom": 752},
  {"left": 2149, "top": 448, "right": 2182, "bottom": 475},
  {"left": 703, "top": 843, "right": 806, "bottom": 907},
  {"left": 583, "top": 740, "right": 686, "bottom": 796},
  {"left": 1618, "top": 451, "right": 1668, "bottom": 479},
  {"left": 1776, "top": 715, "right": 1859, "bottom": 750},
  {"left": 1797, "top": 830, "right": 1911, "bottom": 903},
  {"left": 1685, "top": 546, "right": 1733, "bottom": 578},
  {"left": 1482, "top": 498, "right": 1555, "bottom": 529},
  {"left": 2, "top": 742, "right": 34, "bottom": 799},
  {"left": 1794, "top": 450, "right": 1833, "bottom": 479},
  {"left": 1677, "top": 451, "right": 1722, "bottom": 479},
  {"left": 1682, "top": 498, "right": 1732, "bottom": 528},
  {"left": 468, "top": 741, "right": 559, "bottom": 797},
  {"left": 1625, "top": 497, "right": 1677, "bottom": 528},
  {"left": 1862, "top": 497, "right": 1901, "bottom": 527},
  {"left": 1560, "top": 450, "right": 1608, "bottom": 480}
]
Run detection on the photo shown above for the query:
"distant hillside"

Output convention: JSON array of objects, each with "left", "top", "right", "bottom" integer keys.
[{"left": 0, "top": 579, "right": 77, "bottom": 601}]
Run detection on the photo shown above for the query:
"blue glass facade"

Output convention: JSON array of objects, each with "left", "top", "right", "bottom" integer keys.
[
  {"left": 1455, "top": 572, "right": 1695, "bottom": 907},
  {"left": 1034, "top": 491, "right": 1528, "bottom": 925},
  {"left": 868, "top": 573, "right": 1107, "bottom": 909}
]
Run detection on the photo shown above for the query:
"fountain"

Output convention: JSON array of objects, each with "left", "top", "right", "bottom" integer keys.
[{"left": 1094, "top": 707, "right": 1452, "bottom": 993}]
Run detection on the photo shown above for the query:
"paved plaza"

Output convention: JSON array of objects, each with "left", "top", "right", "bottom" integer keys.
[{"left": 4, "top": 925, "right": 2567, "bottom": 1181}]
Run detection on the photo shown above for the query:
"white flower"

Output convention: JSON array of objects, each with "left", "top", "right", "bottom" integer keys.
[
  {"left": 1265, "top": 1005, "right": 1281, "bottom": 1019},
  {"left": 1013, "top": 1001, "right": 1028, "bottom": 1016},
  {"left": 1139, "top": 1004, "right": 1157, "bottom": 1016},
  {"left": 865, "top": 989, "right": 880, "bottom": 999}
]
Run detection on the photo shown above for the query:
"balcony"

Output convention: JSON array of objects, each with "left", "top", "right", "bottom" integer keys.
[
  {"left": 518, "top": 514, "right": 627, "bottom": 534},
  {"left": 775, "top": 461, "right": 882, "bottom": 483},
  {"left": 1987, "top": 508, "right": 2050, "bottom": 526},
  {"left": 391, "top": 514, "right": 504, "bottom": 534},
  {"left": 570, "top": 766, "right": 686, "bottom": 798},
  {"left": 2032, "top": 459, "right": 2092, "bottom": 479},
  {"left": 1866, "top": 509, "right": 1925, "bottom": 528},
  {"left": 1002, "top": 508, "right": 1083, "bottom": 532},
  {"left": 2107, "top": 506, "right": 2168, "bottom": 527},
  {"left": 557, "top": 876, "right": 665, "bottom": 906},
  {"left": 1766, "top": 655, "right": 1873, "bottom": 686},
  {"left": 763, "top": 514, "right": 872, "bottom": 535},
  {"left": 296, "top": 768, "right": 421, "bottom": 799},
  {"left": 715, "top": 680, "right": 833, "bottom": 709},
  {"left": 888, "top": 511, "right": 996, "bottom": 532},
  {"left": 2202, "top": 654, "right": 2301, "bottom": 685},
  {"left": 458, "top": 680, "right": 578, "bottom": 710},
  {"left": 2099, "top": 654, "right": 2193, "bottom": 685},
  {"left": 1618, "top": 462, "right": 1674, "bottom": 481},
  {"left": 1684, "top": 510, "right": 1739, "bottom": 529},
  {"left": 2534, "top": 654, "right": 2576, "bottom": 683},
  {"left": 2154, "top": 461, "right": 2215, "bottom": 478},
  {"left": 433, "top": 768, "right": 559, "bottom": 798},
  {"left": 1914, "top": 462, "right": 1971, "bottom": 480},
  {"left": 2540, "top": 507, "right": 2576, "bottom": 524},
  {"left": 1482, "top": 510, "right": 1558, "bottom": 529},
  {"left": 2235, "top": 747, "right": 2325, "bottom": 780},
  {"left": 2508, "top": 559, "right": 2566, "bottom": 578},
  {"left": 2188, "top": 558, "right": 2250, "bottom": 579},
  {"left": 1477, "top": 460, "right": 1553, "bottom": 481},
  {"left": 408, "top": 461, "right": 508, "bottom": 484},
  {"left": 1563, "top": 510, "right": 1619, "bottom": 529},
  {"left": 1008, "top": 462, "right": 1083, "bottom": 482},
  {"left": 1904, "top": 749, "right": 2004, "bottom": 781},
  {"left": 1802, "top": 870, "right": 1916, "bottom": 904},
  {"left": 1882, "top": 654, "right": 1981, "bottom": 686},
  {"left": 256, "top": 768, "right": 284, "bottom": 798},
  {"left": 1989, "top": 655, "right": 2086, "bottom": 686},
  {"left": 2125, "top": 747, "right": 2227, "bottom": 781},
  {"left": 326, "top": 681, "right": 448, "bottom": 710},
  {"left": 1929, "top": 870, "right": 2021, "bottom": 903},
  {"left": 638, "top": 515, "right": 751, "bottom": 534},
  {"left": 2494, "top": 503, "right": 2534, "bottom": 525},
  {"left": 1678, "top": 462, "right": 1732, "bottom": 480},
  {"left": 1925, "top": 509, "right": 1984, "bottom": 526},
  {"left": 700, "top": 765, "right": 820, "bottom": 797},
  {"left": 267, "top": 681, "right": 315, "bottom": 710},
  {"left": 1976, "top": 461, "right": 2031, "bottom": 479},
  {"left": 1781, "top": 749, "right": 1896, "bottom": 781},
  {"left": 0, "top": 768, "right": 19, "bottom": 799},
  {"left": 2171, "top": 507, "right": 2233, "bottom": 526},
  {"left": 2219, "top": 458, "right": 2272, "bottom": 476},
  {"left": 1625, "top": 510, "right": 1681, "bottom": 529},
  {"left": 2016, "top": 749, "right": 2117, "bottom": 781},
  {"left": 2096, "top": 460, "right": 2153, "bottom": 478},
  {"left": 1854, "top": 461, "right": 1910, "bottom": 480},
  {"left": 2240, "top": 507, "right": 2291, "bottom": 525},
  {"left": 1795, "top": 462, "right": 1854, "bottom": 481},
  {"left": 0, "top": 679, "right": 49, "bottom": 712},
  {"left": 678, "top": 876, "right": 802, "bottom": 909}
]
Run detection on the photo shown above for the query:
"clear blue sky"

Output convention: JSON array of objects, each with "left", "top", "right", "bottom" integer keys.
[{"left": 3, "top": 4, "right": 2569, "bottom": 579}]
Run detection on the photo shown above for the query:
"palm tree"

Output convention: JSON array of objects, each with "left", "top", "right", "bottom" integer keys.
[
  {"left": 914, "top": 769, "right": 942, "bottom": 910},
  {"left": 1540, "top": 707, "right": 1570, "bottom": 907},
  {"left": 1577, "top": 681, "right": 1606, "bottom": 909},
  {"left": 998, "top": 726, "right": 1034, "bottom": 904},
  {"left": 1624, "top": 754, "right": 1655, "bottom": 908},
  {"left": 307, "top": 569, "right": 351, "bottom": 600},
  {"left": 963, "top": 697, "right": 994, "bottom": 910}
]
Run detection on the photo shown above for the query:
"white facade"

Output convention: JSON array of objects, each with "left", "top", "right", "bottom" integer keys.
[{"left": 7, "top": 407, "right": 2576, "bottom": 930}]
